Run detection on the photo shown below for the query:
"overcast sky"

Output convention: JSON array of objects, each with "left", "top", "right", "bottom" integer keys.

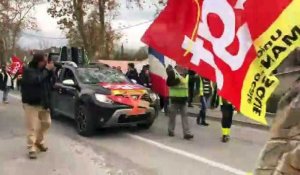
[{"left": 18, "top": 0, "right": 157, "bottom": 50}]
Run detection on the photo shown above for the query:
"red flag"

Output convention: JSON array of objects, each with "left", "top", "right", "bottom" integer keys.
[
  {"left": 8, "top": 56, "right": 24, "bottom": 75},
  {"left": 142, "top": 0, "right": 300, "bottom": 124}
]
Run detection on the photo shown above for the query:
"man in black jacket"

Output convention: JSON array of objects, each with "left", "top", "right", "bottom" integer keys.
[
  {"left": 21, "top": 53, "right": 54, "bottom": 159},
  {"left": 126, "top": 63, "right": 139, "bottom": 83},
  {"left": 139, "top": 65, "right": 151, "bottom": 88}
]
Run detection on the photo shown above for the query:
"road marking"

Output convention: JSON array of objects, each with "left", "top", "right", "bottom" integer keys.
[
  {"left": 127, "top": 134, "right": 247, "bottom": 175},
  {"left": 7, "top": 92, "right": 247, "bottom": 175}
]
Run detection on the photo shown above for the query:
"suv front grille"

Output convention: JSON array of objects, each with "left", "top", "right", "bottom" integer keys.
[
  {"left": 118, "top": 113, "right": 151, "bottom": 123},
  {"left": 114, "top": 93, "right": 152, "bottom": 103}
]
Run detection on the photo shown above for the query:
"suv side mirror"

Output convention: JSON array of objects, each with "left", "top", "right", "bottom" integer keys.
[{"left": 62, "top": 79, "right": 75, "bottom": 86}]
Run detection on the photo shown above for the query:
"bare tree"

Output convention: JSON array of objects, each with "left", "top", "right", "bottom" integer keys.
[
  {"left": 48, "top": 0, "right": 164, "bottom": 60},
  {"left": 0, "top": 0, "right": 40, "bottom": 64}
]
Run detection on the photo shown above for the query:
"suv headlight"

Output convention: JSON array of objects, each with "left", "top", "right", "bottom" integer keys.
[
  {"left": 149, "top": 93, "right": 159, "bottom": 101},
  {"left": 95, "top": 94, "right": 113, "bottom": 104}
]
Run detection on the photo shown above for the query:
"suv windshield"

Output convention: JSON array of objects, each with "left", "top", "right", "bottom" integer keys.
[{"left": 77, "top": 67, "right": 130, "bottom": 84}]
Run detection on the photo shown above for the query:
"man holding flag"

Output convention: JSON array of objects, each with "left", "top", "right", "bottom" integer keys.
[{"left": 166, "top": 65, "right": 194, "bottom": 140}]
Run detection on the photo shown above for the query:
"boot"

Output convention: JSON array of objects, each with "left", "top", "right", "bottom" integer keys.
[
  {"left": 28, "top": 151, "right": 37, "bottom": 159},
  {"left": 36, "top": 144, "right": 48, "bottom": 152},
  {"left": 201, "top": 122, "right": 209, "bottom": 126},
  {"left": 221, "top": 135, "right": 230, "bottom": 143},
  {"left": 184, "top": 134, "right": 194, "bottom": 140}
]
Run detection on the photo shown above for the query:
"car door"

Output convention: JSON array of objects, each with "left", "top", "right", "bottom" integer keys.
[
  {"left": 59, "top": 68, "right": 78, "bottom": 118},
  {"left": 51, "top": 67, "right": 63, "bottom": 115}
]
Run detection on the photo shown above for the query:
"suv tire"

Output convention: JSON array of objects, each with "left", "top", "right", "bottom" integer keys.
[{"left": 75, "top": 104, "right": 96, "bottom": 136}]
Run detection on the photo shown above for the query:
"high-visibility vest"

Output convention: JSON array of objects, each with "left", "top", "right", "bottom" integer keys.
[
  {"left": 217, "top": 96, "right": 231, "bottom": 106},
  {"left": 199, "top": 77, "right": 213, "bottom": 96},
  {"left": 169, "top": 75, "right": 188, "bottom": 98}
]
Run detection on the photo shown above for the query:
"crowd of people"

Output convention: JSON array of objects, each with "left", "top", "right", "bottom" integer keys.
[
  {"left": 121, "top": 62, "right": 235, "bottom": 143},
  {"left": 0, "top": 57, "right": 235, "bottom": 159}
]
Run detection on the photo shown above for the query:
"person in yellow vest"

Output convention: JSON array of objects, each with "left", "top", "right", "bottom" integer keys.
[
  {"left": 197, "top": 76, "right": 213, "bottom": 126},
  {"left": 166, "top": 65, "right": 193, "bottom": 140},
  {"left": 211, "top": 83, "right": 235, "bottom": 143}
]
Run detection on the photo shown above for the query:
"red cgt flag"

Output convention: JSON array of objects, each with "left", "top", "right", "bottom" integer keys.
[
  {"left": 142, "top": 0, "right": 300, "bottom": 124},
  {"left": 8, "top": 56, "right": 24, "bottom": 75}
]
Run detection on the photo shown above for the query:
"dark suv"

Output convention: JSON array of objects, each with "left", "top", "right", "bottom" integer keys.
[{"left": 50, "top": 63, "right": 159, "bottom": 136}]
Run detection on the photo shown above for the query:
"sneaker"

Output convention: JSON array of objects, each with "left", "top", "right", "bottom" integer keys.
[
  {"left": 168, "top": 132, "right": 175, "bottom": 137},
  {"left": 221, "top": 135, "right": 230, "bottom": 143},
  {"left": 36, "top": 144, "right": 48, "bottom": 152},
  {"left": 28, "top": 151, "right": 37, "bottom": 159},
  {"left": 200, "top": 122, "right": 209, "bottom": 126},
  {"left": 184, "top": 134, "right": 194, "bottom": 140}
]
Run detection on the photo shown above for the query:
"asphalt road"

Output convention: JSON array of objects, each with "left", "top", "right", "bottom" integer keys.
[{"left": 0, "top": 92, "right": 270, "bottom": 175}]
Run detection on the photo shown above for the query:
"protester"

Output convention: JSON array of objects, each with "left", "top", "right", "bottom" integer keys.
[
  {"left": 166, "top": 65, "right": 193, "bottom": 140},
  {"left": 139, "top": 65, "right": 151, "bottom": 88},
  {"left": 0, "top": 64, "right": 13, "bottom": 104},
  {"left": 16, "top": 74, "right": 22, "bottom": 91},
  {"left": 211, "top": 83, "right": 234, "bottom": 143},
  {"left": 126, "top": 63, "right": 139, "bottom": 83},
  {"left": 21, "top": 53, "right": 55, "bottom": 159},
  {"left": 187, "top": 69, "right": 196, "bottom": 107},
  {"left": 196, "top": 76, "right": 212, "bottom": 126}
]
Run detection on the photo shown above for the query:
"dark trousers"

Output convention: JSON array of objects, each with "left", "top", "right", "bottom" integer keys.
[
  {"left": 188, "top": 79, "right": 195, "bottom": 105},
  {"left": 221, "top": 105, "right": 234, "bottom": 128},
  {"left": 197, "top": 95, "right": 210, "bottom": 123},
  {"left": 168, "top": 102, "right": 191, "bottom": 135},
  {"left": 159, "top": 95, "right": 169, "bottom": 113},
  {"left": 2, "top": 86, "right": 10, "bottom": 102},
  {"left": 17, "top": 79, "right": 21, "bottom": 91}
]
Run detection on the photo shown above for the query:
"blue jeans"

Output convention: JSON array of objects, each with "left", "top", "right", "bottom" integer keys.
[{"left": 198, "top": 95, "right": 209, "bottom": 123}]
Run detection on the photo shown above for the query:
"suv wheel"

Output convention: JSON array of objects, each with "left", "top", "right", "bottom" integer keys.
[{"left": 75, "top": 105, "right": 96, "bottom": 136}]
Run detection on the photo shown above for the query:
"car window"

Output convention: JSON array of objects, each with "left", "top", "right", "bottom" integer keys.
[
  {"left": 77, "top": 67, "right": 130, "bottom": 84},
  {"left": 61, "top": 68, "right": 76, "bottom": 82}
]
